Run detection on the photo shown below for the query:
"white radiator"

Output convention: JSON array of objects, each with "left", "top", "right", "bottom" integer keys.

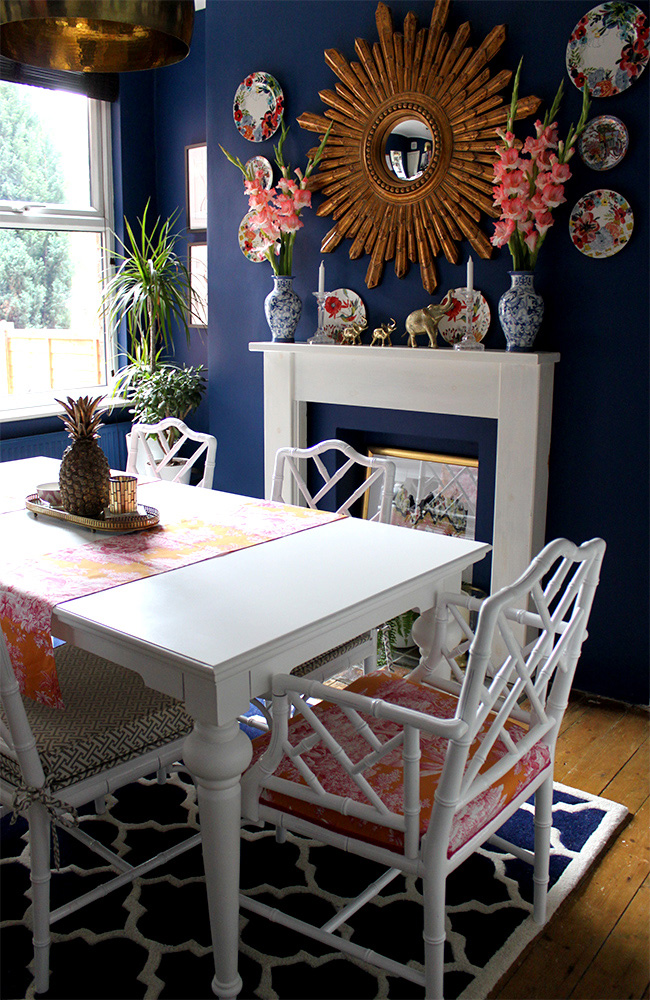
[{"left": 1, "top": 421, "right": 130, "bottom": 469}]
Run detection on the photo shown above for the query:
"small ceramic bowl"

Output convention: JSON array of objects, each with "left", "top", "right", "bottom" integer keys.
[{"left": 36, "top": 483, "right": 62, "bottom": 507}]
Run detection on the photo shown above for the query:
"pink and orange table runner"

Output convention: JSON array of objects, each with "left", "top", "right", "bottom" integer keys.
[{"left": 0, "top": 483, "right": 344, "bottom": 708}]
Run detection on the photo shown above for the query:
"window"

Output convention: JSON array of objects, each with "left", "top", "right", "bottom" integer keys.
[{"left": 0, "top": 80, "right": 114, "bottom": 418}]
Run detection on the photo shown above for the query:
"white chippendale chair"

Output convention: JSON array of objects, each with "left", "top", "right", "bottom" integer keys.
[
  {"left": 0, "top": 633, "right": 198, "bottom": 995},
  {"left": 126, "top": 417, "right": 216, "bottom": 488},
  {"left": 241, "top": 440, "right": 395, "bottom": 734},
  {"left": 240, "top": 536, "right": 606, "bottom": 998},
  {"left": 271, "top": 438, "right": 394, "bottom": 662}
]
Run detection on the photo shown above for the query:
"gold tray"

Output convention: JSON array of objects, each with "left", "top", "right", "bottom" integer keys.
[{"left": 25, "top": 494, "right": 160, "bottom": 532}]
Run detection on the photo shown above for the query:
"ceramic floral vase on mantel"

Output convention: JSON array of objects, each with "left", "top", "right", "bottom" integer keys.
[
  {"left": 497, "top": 271, "right": 544, "bottom": 352},
  {"left": 264, "top": 275, "right": 302, "bottom": 342}
]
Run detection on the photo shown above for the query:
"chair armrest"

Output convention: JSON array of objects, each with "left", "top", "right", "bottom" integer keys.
[{"left": 271, "top": 674, "right": 469, "bottom": 741}]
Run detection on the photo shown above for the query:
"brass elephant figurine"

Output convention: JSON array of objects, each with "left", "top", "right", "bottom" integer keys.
[
  {"left": 370, "top": 318, "right": 396, "bottom": 346},
  {"left": 340, "top": 319, "right": 367, "bottom": 345},
  {"left": 404, "top": 290, "right": 455, "bottom": 348}
]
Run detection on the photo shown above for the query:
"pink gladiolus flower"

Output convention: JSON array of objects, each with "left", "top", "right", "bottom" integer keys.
[
  {"left": 274, "top": 193, "right": 297, "bottom": 216},
  {"left": 492, "top": 161, "right": 510, "bottom": 183},
  {"left": 550, "top": 160, "right": 571, "bottom": 184},
  {"left": 495, "top": 128, "right": 516, "bottom": 146},
  {"left": 293, "top": 188, "right": 312, "bottom": 211},
  {"left": 500, "top": 169, "right": 528, "bottom": 197},
  {"left": 543, "top": 123, "right": 559, "bottom": 146},
  {"left": 523, "top": 229, "right": 539, "bottom": 252},
  {"left": 533, "top": 210, "right": 554, "bottom": 235},
  {"left": 539, "top": 182, "right": 566, "bottom": 208},
  {"left": 529, "top": 190, "right": 547, "bottom": 213},
  {"left": 500, "top": 196, "right": 529, "bottom": 221},
  {"left": 522, "top": 135, "right": 549, "bottom": 159},
  {"left": 280, "top": 212, "right": 303, "bottom": 233},
  {"left": 490, "top": 218, "right": 516, "bottom": 247},
  {"left": 496, "top": 146, "right": 521, "bottom": 167},
  {"left": 533, "top": 120, "right": 558, "bottom": 147},
  {"left": 277, "top": 177, "right": 299, "bottom": 195}
]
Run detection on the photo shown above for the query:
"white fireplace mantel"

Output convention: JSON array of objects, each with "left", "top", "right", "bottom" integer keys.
[{"left": 249, "top": 343, "right": 560, "bottom": 595}]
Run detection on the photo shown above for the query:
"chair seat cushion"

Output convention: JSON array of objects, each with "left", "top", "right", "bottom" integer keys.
[
  {"left": 0, "top": 645, "right": 194, "bottom": 792},
  {"left": 249, "top": 671, "right": 551, "bottom": 857},
  {"left": 290, "top": 631, "right": 373, "bottom": 678}
]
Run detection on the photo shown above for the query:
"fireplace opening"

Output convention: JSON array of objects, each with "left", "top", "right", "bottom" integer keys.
[{"left": 307, "top": 402, "right": 496, "bottom": 595}]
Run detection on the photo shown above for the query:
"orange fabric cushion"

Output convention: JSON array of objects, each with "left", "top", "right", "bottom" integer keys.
[{"left": 248, "top": 671, "right": 551, "bottom": 856}]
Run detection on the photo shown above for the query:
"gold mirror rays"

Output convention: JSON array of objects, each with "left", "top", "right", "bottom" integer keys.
[{"left": 298, "top": 1, "right": 540, "bottom": 292}]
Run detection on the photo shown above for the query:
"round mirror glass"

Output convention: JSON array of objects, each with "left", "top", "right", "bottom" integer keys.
[{"left": 383, "top": 119, "right": 434, "bottom": 181}]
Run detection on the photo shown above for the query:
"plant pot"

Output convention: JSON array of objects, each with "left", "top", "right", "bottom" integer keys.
[
  {"left": 497, "top": 271, "right": 544, "bottom": 352},
  {"left": 264, "top": 275, "right": 302, "bottom": 342},
  {"left": 125, "top": 433, "right": 192, "bottom": 485}
]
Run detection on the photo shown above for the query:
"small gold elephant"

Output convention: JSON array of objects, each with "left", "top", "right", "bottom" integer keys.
[
  {"left": 341, "top": 319, "right": 367, "bottom": 345},
  {"left": 370, "top": 318, "right": 396, "bottom": 347}
]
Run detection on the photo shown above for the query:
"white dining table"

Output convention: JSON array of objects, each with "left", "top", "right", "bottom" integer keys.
[{"left": 3, "top": 456, "right": 490, "bottom": 999}]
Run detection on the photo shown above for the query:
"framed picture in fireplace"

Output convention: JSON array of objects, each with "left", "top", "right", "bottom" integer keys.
[{"left": 362, "top": 446, "right": 478, "bottom": 540}]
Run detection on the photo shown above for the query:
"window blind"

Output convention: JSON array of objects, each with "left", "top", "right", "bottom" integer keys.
[{"left": 0, "top": 55, "right": 118, "bottom": 101}]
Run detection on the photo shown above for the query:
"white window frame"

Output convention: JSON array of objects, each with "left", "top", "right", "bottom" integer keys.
[{"left": 0, "top": 91, "right": 116, "bottom": 422}]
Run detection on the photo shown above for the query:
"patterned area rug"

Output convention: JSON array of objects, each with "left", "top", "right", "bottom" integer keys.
[{"left": 0, "top": 774, "right": 627, "bottom": 1000}]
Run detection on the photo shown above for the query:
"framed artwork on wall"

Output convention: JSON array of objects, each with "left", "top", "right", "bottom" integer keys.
[
  {"left": 188, "top": 242, "right": 208, "bottom": 327},
  {"left": 362, "top": 446, "right": 478, "bottom": 541},
  {"left": 186, "top": 142, "right": 207, "bottom": 231}
]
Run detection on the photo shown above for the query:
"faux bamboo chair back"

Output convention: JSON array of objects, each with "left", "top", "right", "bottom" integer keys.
[
  {"left": 241, "top": 439, "right": 396, "bottom": 722},
  {"left": 0, "top": 632, "right": 197, "bottom": 994},
  {"left": 241, "top": 537, "right": 606, "bottom": 998},
  {"left": 126, "top": 417, "right": 216, "bottom": 488},
  {"left": 270, "top": 438, "right": 395, "bottom": 522}
]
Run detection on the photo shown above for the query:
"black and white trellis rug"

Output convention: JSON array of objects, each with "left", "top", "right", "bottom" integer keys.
[{"left": 0, "top": 775, "right": 627, "bottom": 1000}]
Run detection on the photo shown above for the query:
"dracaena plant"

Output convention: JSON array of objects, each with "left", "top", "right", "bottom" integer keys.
[
  {"left": 101, "top": 201, "right": 206, "bottom": 442},
  {"left": 490, "top": 60, "right": 590, "bottom": 271},
  {"left": 101, "top": 200, "right": 195, "bottom": 382}
]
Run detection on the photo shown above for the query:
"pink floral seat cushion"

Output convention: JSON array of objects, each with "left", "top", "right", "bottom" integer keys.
[{"left": 249, "top": 671, "right": 551, "bottom": 857}]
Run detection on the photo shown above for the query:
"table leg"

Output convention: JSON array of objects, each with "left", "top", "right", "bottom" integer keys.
[{"left": 183, "top": 719, "right": 253, "bottom": 1000}]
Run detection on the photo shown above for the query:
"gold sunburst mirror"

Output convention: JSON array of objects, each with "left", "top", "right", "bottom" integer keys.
[{"left": 298, "top": 0, "right": 541, "bottom": 292}]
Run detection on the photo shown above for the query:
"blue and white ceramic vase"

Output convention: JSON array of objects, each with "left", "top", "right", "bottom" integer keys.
[
  {"left": 264, "top": 275, "right": 302, "bottom": 343},
  {"left": 498, "top": 271, "right": 544, "bottom": 352}
]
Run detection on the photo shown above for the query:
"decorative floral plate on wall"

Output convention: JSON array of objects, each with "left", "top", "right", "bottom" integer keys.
[
  {"left": 322, "top": 289, "right": 366, "bottom": 343},
  {"left": 244, "top": 156, "right": 274, "bottom": 188},
  {"left": 438, "top": 289, "right": 490, "bottom": 346},
  {"left": 233, "top": 72, "right": 284, "bottom": 142},
  {"left": 569, "top": 189, "right": 634, "bottom": 258},
  {"left": 578, "top": 115, "right": 629, "bottom": 170},
  {"left": 566, "top": 2, "right": 649, "bottom": 97},
  {"left": 238, "top": 212, "right": 274, "bottom": 262}
]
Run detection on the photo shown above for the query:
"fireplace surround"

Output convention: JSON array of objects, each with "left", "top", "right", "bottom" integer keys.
[{"left": 250, "top": 344, "right": 559, "bottom": 596}]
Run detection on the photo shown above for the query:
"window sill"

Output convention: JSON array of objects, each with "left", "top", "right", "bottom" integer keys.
[{"left": 0, "top": 391, "right": 129, "bottom": 424}]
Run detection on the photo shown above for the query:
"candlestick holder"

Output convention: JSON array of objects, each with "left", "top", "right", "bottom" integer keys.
[
  {"left": 308, "top": 291, "right": 334, "bottom": 344},
  {"left": 454, "top": 287, "right": 485, "bottom": 351}
]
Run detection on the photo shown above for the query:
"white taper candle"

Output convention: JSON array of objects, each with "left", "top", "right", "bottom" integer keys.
[{"left": 318, "top": 260, "right": 325, "bottom": 295}]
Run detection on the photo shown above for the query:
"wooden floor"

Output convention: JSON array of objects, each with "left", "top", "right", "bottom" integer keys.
[{"left": 490, "top": 690, "right": 650, "bottom": 1000}]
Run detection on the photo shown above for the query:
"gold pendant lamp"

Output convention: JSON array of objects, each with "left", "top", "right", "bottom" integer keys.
[{"left": 0, "top": 1, "right": 195, "bottom": 73}]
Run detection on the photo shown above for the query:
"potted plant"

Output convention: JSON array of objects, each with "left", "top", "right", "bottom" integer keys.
[
  {"left": 101, "top": 200, "right": 207, "bottom": 448},
  {"left": 128, "top": 363, "right": 207, "bottom": 438}
]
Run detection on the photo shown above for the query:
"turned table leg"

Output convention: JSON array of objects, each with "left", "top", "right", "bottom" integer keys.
[{"left": 183, "top": 719, "right": 253, "bottom": 1000}]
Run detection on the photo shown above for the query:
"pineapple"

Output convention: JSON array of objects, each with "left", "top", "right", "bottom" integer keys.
[{"left": 56, "top": 396, "right": 110, "bottom": 518}]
